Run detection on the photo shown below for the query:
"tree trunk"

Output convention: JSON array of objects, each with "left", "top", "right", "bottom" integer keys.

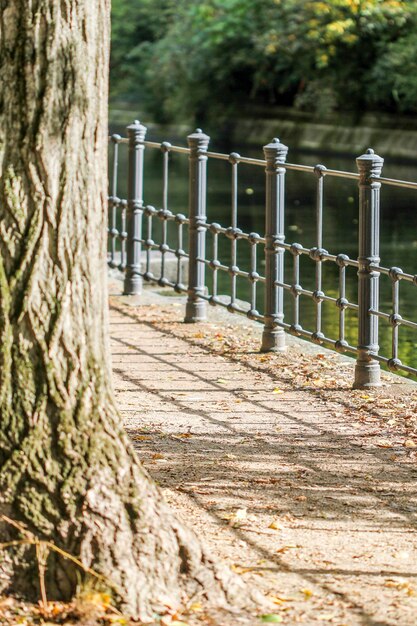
[{"left": 0, "top": 2, "right": 247, "bottom": 619}]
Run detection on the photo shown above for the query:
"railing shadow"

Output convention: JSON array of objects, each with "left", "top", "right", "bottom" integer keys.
[{"left": 111, "top": 303, "right": 417, "bottom": 626}]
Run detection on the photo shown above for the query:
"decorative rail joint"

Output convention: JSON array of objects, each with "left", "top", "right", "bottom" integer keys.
[
  {"left": 354, "top": 149, "right": 384, "bottom": 388},
  {"left": 124, "top": 120, "right": 147, "bottom": 295},
  {"left": 261, "top": 138, "right": 288, "bottom": 351},
  {"left": 185, "top": 129, "right": 210, "bottom": 323}
]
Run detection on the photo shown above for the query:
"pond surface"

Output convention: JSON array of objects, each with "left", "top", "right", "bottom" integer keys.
[{"left": 109, "top": 124, "right": 417, "bottom": 374}]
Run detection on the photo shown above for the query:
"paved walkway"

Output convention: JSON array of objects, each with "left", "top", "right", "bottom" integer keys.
[{"left": 109, "top": 283, "right": 417, "bottom": 626}]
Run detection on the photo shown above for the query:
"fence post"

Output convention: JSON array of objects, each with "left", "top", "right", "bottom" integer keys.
[
  {"left": 124, "top": 120, "right": 147, "bottom": 295},
  {"left": 261, "top": 138, "right": 288, "bottom": 352},
  {"left": 354, "top": 148, "right": 384, "bottom": 388},
  {"left": 185, "top": 129, "right": 210, "bottom": 323}
]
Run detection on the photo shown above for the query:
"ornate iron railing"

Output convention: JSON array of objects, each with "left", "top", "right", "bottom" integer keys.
[{"left": 108, "top": 120, "right": 417, "bottom": 388}]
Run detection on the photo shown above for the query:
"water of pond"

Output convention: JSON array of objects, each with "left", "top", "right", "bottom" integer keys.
[{"left": 109, "top": 124, "right": 417, "bottom": 373}]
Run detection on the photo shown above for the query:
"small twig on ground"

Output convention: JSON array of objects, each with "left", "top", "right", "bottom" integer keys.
[{"left": 0, "top": 514, "right": 122, "bottom": 614}]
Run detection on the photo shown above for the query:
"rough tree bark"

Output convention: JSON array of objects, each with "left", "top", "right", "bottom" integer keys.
[{"left": 0, "top": 1, "right": 247, "bottom": 620}]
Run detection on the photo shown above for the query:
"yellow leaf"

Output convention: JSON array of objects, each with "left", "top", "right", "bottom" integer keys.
[
  {"left": 272, "top": 388, "right": 284, "bottom": 394},
  {"left": 276, "top": 544, "right": 299, "bottom": 553},
  {"left": 301, "top": 588, "right": 313, "bottom": 599},
  {"left": 404, "top": 439, "right": 417, "bottom": 448},
  {"left": 189, "top": 602, "right": 203, "bottom": 612},
  {"left": 268, "top": 520, "right": 282, "bottom": 530},
  {"left": 81, "top": 591, "right": 112, "bottom": 608},
  {"left": 270, "top": 595, "right": 292, "bottom": 605},
  {"left": 231, "top": 564, "right": 254, "bottom": 574},
  {"left": 217, "top": 378, "right": 228, "bottom": 384}
]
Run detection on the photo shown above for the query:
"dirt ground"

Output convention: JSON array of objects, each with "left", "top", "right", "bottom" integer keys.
[{"left": 109, "top": 281, "right": 417, "bottom": 626}]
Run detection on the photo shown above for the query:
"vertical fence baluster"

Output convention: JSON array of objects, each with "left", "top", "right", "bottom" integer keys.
[
  {"left": 211, "top": 227, "right": 219, "bottom": 301},
  {"left": 250, "top": 239, "right": 258, "bottom": 313},
  {"left": 335, "top": 254, "right": 350, "bottom": 352},
  {"left": 159, "top": 142, "right": 171, "bottom": 285},
  {"left": 290, "top": 245, "right": 302, "bottom": 333},
  {"left": 312, "top": 165, "right": 327, "bottom": 342},
  {"left": 119, "top": 199, "right": 127, "bottom": 271},
  {"left": 109, "top": 135, "right": 121, "bottom": 268},
  {"left": 175, "top": 214, "right": 185, "bottom": 291},
  {"left": 388, "top": 267, "right": 403, "bottom": 370},
  {"left": 392, "top": 278, "right": 400, "bottom": 361},
  {"left": 261, "top": 138, "right": 288, "bottom": 352},
  {"left": 185, "top": 129, "right": 210, "bottom": 323},
  {"left": 144, "top": 206, "right": 155, "bottom": 280},
  {"left": 354, "top": 148, "right": 384, "bottom": 388},
  {"left": 228, "top": 153, "right": 241, "bottom": 311},
  {"left": 124, "top": 120, "right": 147, "bottom": 295}
]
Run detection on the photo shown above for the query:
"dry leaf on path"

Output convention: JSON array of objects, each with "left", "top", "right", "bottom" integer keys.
[{"left": 268, "top": 520, "right": 283, "bottom": 530}]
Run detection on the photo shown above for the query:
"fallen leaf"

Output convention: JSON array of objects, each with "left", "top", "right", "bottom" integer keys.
[
  {"left": 320, "top": 613, "right": 337, "bottom": 621},
  {"left": 376, "top": 440, "right": 392, "bottom": 448},
  {"left": 234, "top": 508, "right": 247, "bottom": 521},
  {"left": 276, "top": 544, "right": 299, "bottom": 553},
  {"left": 132, "top": 435, "right": 151, "bottom": 441},
  {"left": 270, "top": 596, "right": 292, "bottom": 606},
  {"left": 300, "top": 588, "right": 313, "bottom": 599},
  {"left": 393, "top": 551, "right": 410, "bottom": 560},
  {"left": 268, "top": 520, "right": 282, "bottom": 531},
  {"left": 231, "top": 564, "right": 254, "bottom": 575},
  {"left": 404, "top": 439, "right": 417, "bottom": 448},
  {"left": 260, "top": 614, "right": 283, "bottom": 623},
  {"left": 272, "top": 388, "right": 284, "bottom": 394},
  {"left": 385, "top": 579, "right": 415, "bottom": 595}
]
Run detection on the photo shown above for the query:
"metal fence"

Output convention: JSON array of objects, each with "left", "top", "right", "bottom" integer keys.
[{"left": 108, "top": 120, "right": 417, "bottom": 388}]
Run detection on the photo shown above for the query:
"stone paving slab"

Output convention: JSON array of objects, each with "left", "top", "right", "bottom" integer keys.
[{"left": 109, "top": 282, "right": 417, "bottom": 626}]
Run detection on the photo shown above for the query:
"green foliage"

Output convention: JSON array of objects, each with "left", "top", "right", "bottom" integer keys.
[{"left": 110, "top": 0, "right": 417, "bottom": 122}]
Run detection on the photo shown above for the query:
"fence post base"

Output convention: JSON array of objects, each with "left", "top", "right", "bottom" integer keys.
[
  {"left": 185, "top": 297, "right": 207, "bottom": 323},
  {"left": 123, "top": 274, "right": 142, "bottom": 296},
  {"left": 261, "top": 327, "right": 286, "bottom": 352},
  {"left": 353, "top": 358, "right": 381, "bottom": 388}
]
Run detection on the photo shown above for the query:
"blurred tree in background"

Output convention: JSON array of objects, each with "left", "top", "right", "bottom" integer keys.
[{"left": 110, "top": 0, "right": 417, "bottom": 123}]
